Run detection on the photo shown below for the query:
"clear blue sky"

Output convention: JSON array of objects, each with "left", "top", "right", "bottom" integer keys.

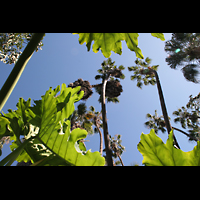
[{"left": 1, "top": 33, "right": 200, "bottom": 166}]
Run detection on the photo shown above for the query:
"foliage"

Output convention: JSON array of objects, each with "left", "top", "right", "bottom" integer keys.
[
  {"left": 73, "top": 33, "right": 165, "bottom": 58},
  {"left": 165, "top": 33, "right": 200, "bottom": 83},
  {"left": 137, "top": 129, "right": 200, "bottom": 166},
  {"left": 0, "top": 33, "right": 174, "bottom": 166},
  {"left": 145, "top": 110, "right": 169, "bottom": 134},
  {"left": 128, "top": 57, "right": 158, "bottom": 89},
  {"left": 144, "top": 106, "right": 200, "bottom": 142},
  {"left": 71, "top": 103, "right": 103, "bottom": 135},
  {"left": 0, "top": 84, "right": 105, "bottom": 166},
  {"left": 109, "top": 134, "right": 125, "bottom": 166},
  {"left": 0, "top": 33, "right": 44, "bottom": 64},
  {"left": 173, "top": 93, "right": 200, "bottom": 141}
]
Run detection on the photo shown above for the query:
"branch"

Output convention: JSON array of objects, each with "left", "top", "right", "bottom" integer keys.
[
  {"left": 172, "top": 126, "right": 199, "bottom": 142},
  {"left": 0, "top": 33, "right": 45, "bottom": 112},
  {"left": 91, "top": 83, "right": 102, "bottom": 88},
  {"left": 111, "top": 143, "right": 124, "bottom": 166},
  {"left": 101, "top": 75, "right": 114, "bottom": 166},
  {"left": 117, "top": 153, "right": 124, "bottom": 166}
]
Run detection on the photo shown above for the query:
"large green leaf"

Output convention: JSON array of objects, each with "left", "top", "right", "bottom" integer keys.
[
  {"left": 74, "top": 33, "right": 124, "bottom": 58},
  {"left": 151, "top": 33, "right": 165, "bottom": 41},
  {"left": 137, "top": 129, "right": 200, "bottom": 166},
  {"left": 0, "top": 84, "right": 105, "bottom": 166},
  {"left": 123, "top": 33, "right": 143, "bottom": 59},
  {"left": 73, "top": 33, "right": 165, "bottom": 59}
]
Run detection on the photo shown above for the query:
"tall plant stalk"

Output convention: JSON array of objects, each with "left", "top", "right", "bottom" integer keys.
[
  {"left": 0, "top": 33, "right": 45, "bottom": 112},
  {"left": 151, "top": 69, "right": 181, "bottom": 149},
  {"left": 94, "top": 119, "right": 103, "bottom": 156},
  {"left": 101, "top": 75, "right": 114, "bottom": 166}
]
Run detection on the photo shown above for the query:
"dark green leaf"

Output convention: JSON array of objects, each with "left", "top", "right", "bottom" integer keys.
[
  {"left": 119, "top": 65, "right": 125, "bottom": 70},
  {"left": 95, "top": 75, "right": 102, "bottom": 80}
]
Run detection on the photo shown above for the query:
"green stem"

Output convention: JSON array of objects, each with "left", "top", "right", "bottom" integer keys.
[
  {"left": 0, "top": 138, "right": 31, "bottom": 166},
  {"left": 0, "top": 33, "right": 45, "bottom": 112}
]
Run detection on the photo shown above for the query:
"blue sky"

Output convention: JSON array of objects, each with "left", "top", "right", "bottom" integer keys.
[{"left": 1, "top": 33, "right": 200, "bottom": 166}]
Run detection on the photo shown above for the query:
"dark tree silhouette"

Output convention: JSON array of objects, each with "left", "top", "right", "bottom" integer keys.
[
  {"left": 128, "top": 57, "right": 180, "bottom": 149},
  {"left": 165, "top": 33, "right": 200, "bottom": 83}
]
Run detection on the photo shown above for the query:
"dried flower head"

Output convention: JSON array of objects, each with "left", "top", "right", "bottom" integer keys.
[{"left": 68, "top": 79, "right": 93, "bottom": 100}]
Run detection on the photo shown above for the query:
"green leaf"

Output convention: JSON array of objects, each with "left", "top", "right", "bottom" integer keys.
[
  {"left": 128, "top": 67, "right": 134, "bottom": 71},
  {"left": 119, "top": 65, "right": 125, "bottom": 70},
  {"left": 74, "top": 33, "right": 165, "bottom": 59},
  {"left": 74, "top": 33, "right": 123, "bottom": 58},
  {"left": 92, "top": 33, "right": 123, "bottom": 58},
  {"left": 137, "top": 129, "right": 200, "bottom": 166},
  {"left": 145, "top": 57, "right": 152, "bottom": 64},
  {"left": 0, "top": 84, "right": 105, "bottom": 166},
  {"left": 73, "top": 33, "right": 141, "bottom": 58},
  {"left": 123, "top": 33, "right": 143, "bottom": 59},
  {"left": 0, "top": 117, "right": 10, "bottom": 139},
  {"left": 95, "top": 75, "right": 102, "bottom": 80},
  {"left": 151, "top": 33, "right": 165, "bottom": 41},
  {"left": 27, "top": 84, "right": 105, "bottom": 166},
  {"left": 89, "top": 106, "right": 95, "bottom": 112}
]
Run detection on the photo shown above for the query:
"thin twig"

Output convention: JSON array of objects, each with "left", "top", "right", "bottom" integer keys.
[
  {"left": 111, "top": 143, "right": 124, "bottom": 166},
  {"left": 117, "top": 153, "right": 124, "bottom": 166},
  {"left": 172, "top": 126, "right": 199, "bottom": 142}
]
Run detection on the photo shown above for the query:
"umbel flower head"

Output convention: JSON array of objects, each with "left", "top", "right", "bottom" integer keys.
[
  {"left": 93, "top": 58, "right": 125, "bottom": 103},
  {"left": 93, "top": 80, "right": 123, "bottom": 98},
  {"left": 104, "top": 80, "right": 123, "bottom": 98},
  {"left": 68, "top": 78, "right": 93, "bottom": 100}
]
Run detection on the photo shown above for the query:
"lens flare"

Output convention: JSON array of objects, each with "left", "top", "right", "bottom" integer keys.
[{"left": 175, "top": 48, "right": 181, "bottom": 53}]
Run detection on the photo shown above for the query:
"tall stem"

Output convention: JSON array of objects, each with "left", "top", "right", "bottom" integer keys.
[
  {"left": 152, "top": 69, "right": 181, "bottom": 149},
  {"left": 101, "top": 76, "right": 113, "bottom": 166},
  {"left": 0, "top": 33, "right": 45, "bottom": 112},
  {"left": 117, "top": 153, "right": 124, "bottom": 166},
  {"left": 95, "top": 120, "right": 103, "bottom": 156}
]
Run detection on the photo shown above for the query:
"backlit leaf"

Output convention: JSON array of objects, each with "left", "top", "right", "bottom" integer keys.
[
  {"left": 74, "top": 33, "right": 165, "bottom": 59},
  {"left": 137, "top": 129, "right": 200, "bottom": 166},
  {"left": 0, "top": 84, "right": 105, "bottom": 166},
  {"left": 151, "top": 33, "right": 165, "bottom": 41}
]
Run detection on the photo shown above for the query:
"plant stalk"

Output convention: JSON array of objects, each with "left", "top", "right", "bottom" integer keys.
[
  {"left": 94, "top": 120, "right": 103, "bottom": 156},
  {"left": 116, "top": 152, "right": 124, "bottom": 166},
  {"left": 152, "top": 69, "right": 181, "bottom": 149},
  {"left": 117, "top": 154, "right": 124, "bottom": 166},
  {"left": 0, "top": 137, "right": 31, "bottom": 166},
  {"left": 101, "top": 76, "right": 114, "bottom": 166},
  {"left": 0, "top": 33, "right": 45, "bottom": 112}
]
